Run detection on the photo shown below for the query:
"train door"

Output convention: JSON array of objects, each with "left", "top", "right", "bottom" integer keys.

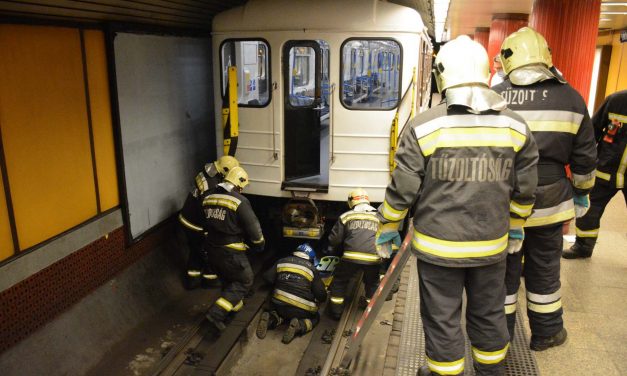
[{"left": 282, "top": 40, "right": 329, "bottom": 191}]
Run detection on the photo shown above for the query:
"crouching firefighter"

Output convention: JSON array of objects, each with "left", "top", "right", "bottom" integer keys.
[
  {"left": 202, "top": 166, "right": 265, "bottom": 334},
  {"left": 178, "top": 155, "right": 239, "bottom": 289},
  {"left": 256, "top": 243, "right": 327, "bottom": 344},
  {"left": 327, "top": 189, "right": 384, "bottom": 320}
]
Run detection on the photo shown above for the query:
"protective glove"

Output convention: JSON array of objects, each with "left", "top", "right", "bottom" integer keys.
[
  {"left": 573, "top": 194, "right": 590, "bottom": 218},
  {"left": 375, "top": 224, "right": 401, "bottom": 259},
  {"left": 506, "top": 228, "right": 524, "bottom": 255}
]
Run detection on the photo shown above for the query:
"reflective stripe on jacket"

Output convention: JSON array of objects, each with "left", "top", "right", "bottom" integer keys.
[
  {"left": 493, "top": 78, "right": 597, "bottom": 227},
  {"left": 378, "top": 101, "right": 539, "bottom": 267},
  {"left": 328, "top": 207, "right": 381, "bottom": 265}
]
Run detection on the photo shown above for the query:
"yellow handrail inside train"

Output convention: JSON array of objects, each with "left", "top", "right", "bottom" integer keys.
[
  {"left": 223, "top": 66, "right": 239, "bottom": 156},
  {"left": 389, "top": 67, "right": 417, "bottom": 174}
]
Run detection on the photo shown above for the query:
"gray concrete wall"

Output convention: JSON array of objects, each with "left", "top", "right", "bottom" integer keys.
[{"left": 0, "top": 231, "right": 186, "bottom": 376}]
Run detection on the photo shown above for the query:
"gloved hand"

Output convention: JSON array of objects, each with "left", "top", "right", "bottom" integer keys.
[
  {"left": 573, "top": 194, "right": 590, "bottom": 218},
  {"left": 506, "top": 228, "right": 524, "bottom": 254},
  {"left": 376, "top": 228, "right": 401, "bottom": 259}
]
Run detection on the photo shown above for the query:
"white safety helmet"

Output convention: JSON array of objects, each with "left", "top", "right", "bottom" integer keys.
[
  {"left": 433, "top": 35, "right": 490, "bottom": 93},
  {"left": 347, "top": 188, "right": 369, "bottom": 209},
  {"left": 500, "top": 27, "right": 552, "bottom": 75}
]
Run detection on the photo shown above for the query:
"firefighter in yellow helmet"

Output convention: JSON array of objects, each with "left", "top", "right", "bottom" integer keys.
[
  {"left": 202, "top": 166, "right": 265, "bottom": 334},
  {"left": 377, "top": 35, "right": 539, "bottom": 376},
  {"left": 327, "top": 188, "right": 382, "bottom": 319},
  {"left": 494, "top": 27, "right": 596, "bottom": 351},
  {"left": 178, "top": 155, "right": 239, "bottom": 290}
]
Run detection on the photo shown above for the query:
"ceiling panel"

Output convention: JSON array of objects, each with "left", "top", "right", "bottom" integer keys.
[{"left": 446, "top": 0, "right": 627, "bottom": 41}]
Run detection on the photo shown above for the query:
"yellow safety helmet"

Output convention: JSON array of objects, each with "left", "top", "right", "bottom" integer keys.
[
  {"left": 224, "top": 166, "right": 249, "bottom": 190},
  {"left": 348, "top": 188, "right": 369, "bottom": 209},
  {"left": 500, "top": 27, "right": 552, "bottom": 75},
  {"left": 433, "top": 35, "right": 490, "bottom": 93},
  {"left": 214, "top": 155, "right": 239, "bottom": 177}
]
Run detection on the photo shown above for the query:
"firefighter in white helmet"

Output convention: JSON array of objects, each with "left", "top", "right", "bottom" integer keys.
[
  {"left": 377, "top": 35, "right": 539, "bottom": 376},
  {"left": 327, "top": 188, "right": 382, "bottom": 319},
  {"left": 178, "top": 155, "right": 239, "bottom": 289},
  {"left": 494, "top": 27, "right": 596, "bottom": 351},
  {"left": 202, "top": 166, "right": 265, "bottom": 334}
]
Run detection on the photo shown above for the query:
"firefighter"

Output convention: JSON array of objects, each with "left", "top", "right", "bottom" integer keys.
[
  {"left": 494, "top": 27, "right": 597, "bottom": 350},
  {"left": 178, "top": 155, "right": 239, "bottom": 289},
  {"left": 377, "top": 35, "right": 539, "bottom": 376},
  {"left": 256, "top": 243, "right": 327, "bottom": 344},
  {"left": 563, "top": 90, "right": 627, "bottom": 259},
  {"left": 327, "top": 188, "right": 383, "bottom": 320},
  {"left": 202, "top": 166, "right": 265, "bottom": 334}
]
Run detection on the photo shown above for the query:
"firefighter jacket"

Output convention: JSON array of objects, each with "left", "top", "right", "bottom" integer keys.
[
  {"left": 328, "top": 204, "right": 382, "bottom": 265},
  {"left": 591, "top": 90, "right": 627, "bottom": 188},
  {"left": 493, "top": 78, "right": 597, "bottom": 227},
  {"left": 263, "top": 254, "right": 327, "bottom": 312},
  {"left": 202, "top": 184, "right": 265, "bottom": 252},
  {"left": 378, "top": 102, "right": 539, "bottom": 268},
  {"left": 178, "top": 163, "right": 222, "bottom": 237}
]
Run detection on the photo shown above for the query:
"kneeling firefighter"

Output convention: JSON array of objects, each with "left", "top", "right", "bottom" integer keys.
[
  {"left": 178, "top": 155, "right": 239, "bottom": 289},
  {"left": 256, "top": 243, "right": 327, "bottom": 344},
  {"left": 327, "top": 188, "right": 384, "bottom": 319},
  {"left": 202, "top": 166, "right": 265, "bottom": 334}
]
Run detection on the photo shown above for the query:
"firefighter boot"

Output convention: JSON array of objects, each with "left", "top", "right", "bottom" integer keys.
[
  {"left": 205, "top": 314, "right": 226, "bottom": 337},
  {"left": 417, "top": 366, "right": 435, "bottom": 376},
  {"left": 256, "top": 311, "right": 281, "bottom": 339},
  {"left": 562, "top": 243, "right": 593, "bottom": 259},
  {"left": 530, "top": 327, "right": 568, "bottom": 351},
  {"left": 282, "top": 318, "right": 301, "bottom": 344}
]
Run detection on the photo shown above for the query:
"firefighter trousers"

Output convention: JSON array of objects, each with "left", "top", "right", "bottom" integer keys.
[
  {"left": 183, "top": 227, "right": 217, "bottom": 283},
  {"left": 329, "top": 261, "right": 380, "bottom": 317},
  {"left": 505, "top": 223, "right": 563, "bottom": 339},
  {"left": 206, "top": 246, "right": 253, "bottom": 323},
  {"left": 266, "top": 300, "right": 320, "bottom": 334},
  {"left": 574, "top": 182, "right": 626, "bottom": 254},
  {"left": 419, "top": 259, "right": 509, "bottom": 376}
]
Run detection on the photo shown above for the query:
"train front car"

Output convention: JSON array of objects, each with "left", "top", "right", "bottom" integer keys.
[{"left": 211, "top": 0, "right": 432, "bottom": 254}]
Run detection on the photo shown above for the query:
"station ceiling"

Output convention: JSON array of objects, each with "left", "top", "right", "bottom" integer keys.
[
  {"left": 0, "top": 1, "right": 622, "bottom": 41},
  {"left": 446, "top": 0, "right": 627, "bottom": 40}
]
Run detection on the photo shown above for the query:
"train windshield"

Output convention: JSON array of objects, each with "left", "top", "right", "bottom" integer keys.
[
  {"left": 282, "top": 40, "right": 330, "bottom": 192},
  {"left": 220, "top": 40, "right": 270, "bottom": 106},
  {"left": 341, "top": 39, "right": 401, "bottom": 110}
]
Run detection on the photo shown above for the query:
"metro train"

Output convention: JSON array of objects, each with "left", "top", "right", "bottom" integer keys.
[{"left": 211, "top": 0, "right": 433, "bottom": 244}]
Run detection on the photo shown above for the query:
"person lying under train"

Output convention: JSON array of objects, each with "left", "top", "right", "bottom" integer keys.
[
  {"left": 327, "top": 189, "right": 386, "bottom": 320},
  {"left": 178, "top": 155, "right": 240, "bottom": 289},
  {"left": 202, "top": 166, "right": 266, "bottom": 335},
  {"left": 256, "top": 243, "right": 327, "bottom": 344}
]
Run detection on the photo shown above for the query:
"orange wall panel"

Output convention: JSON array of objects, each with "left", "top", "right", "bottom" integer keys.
[
  {"left": 0, "top": 169, "right": 14, "bottom": 261},
  {"left": 0, "top": 25, "right": 97, "bottom": 250},
  {"left": 84, "top": 30, "right": 119, "bottom": 211}
]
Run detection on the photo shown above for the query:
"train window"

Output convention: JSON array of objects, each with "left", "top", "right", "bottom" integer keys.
[
  {"left": 341, "top": 39, "right": 401, "bottom": 110},
  {"left": 220, "top": 39, "right": 270, "bottom": 107}
]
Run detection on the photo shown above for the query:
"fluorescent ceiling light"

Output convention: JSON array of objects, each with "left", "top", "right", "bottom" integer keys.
[
  {"left": 601, "top": 2, "right": 627, "bottom": 6},
  {"left": 600, "top": 18, "right": 613, "bottom": 21}
]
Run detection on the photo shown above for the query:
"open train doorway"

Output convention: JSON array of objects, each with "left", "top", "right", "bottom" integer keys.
[{"left": 282, "top": 40, "right": 330, "bottom": 192}]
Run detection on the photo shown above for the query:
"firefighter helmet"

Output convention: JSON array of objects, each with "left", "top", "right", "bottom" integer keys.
[
  {"left": 500, "top": 27, "right": 552, "bottom": 75},
  {"left": 294, "top": 243, "right": 316, "bottom": 262},
  {"left": 224, "top": 166, "right": 249, "bottom": 190},
  {"left": 214, "top": 155, "right": 239, "bottom": 177},
  {"left": 433, "top": 35, "right": 490, "bottom": 93},
  {"left": 348, "top": 188, "right": 370, "bottom": 209}
]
